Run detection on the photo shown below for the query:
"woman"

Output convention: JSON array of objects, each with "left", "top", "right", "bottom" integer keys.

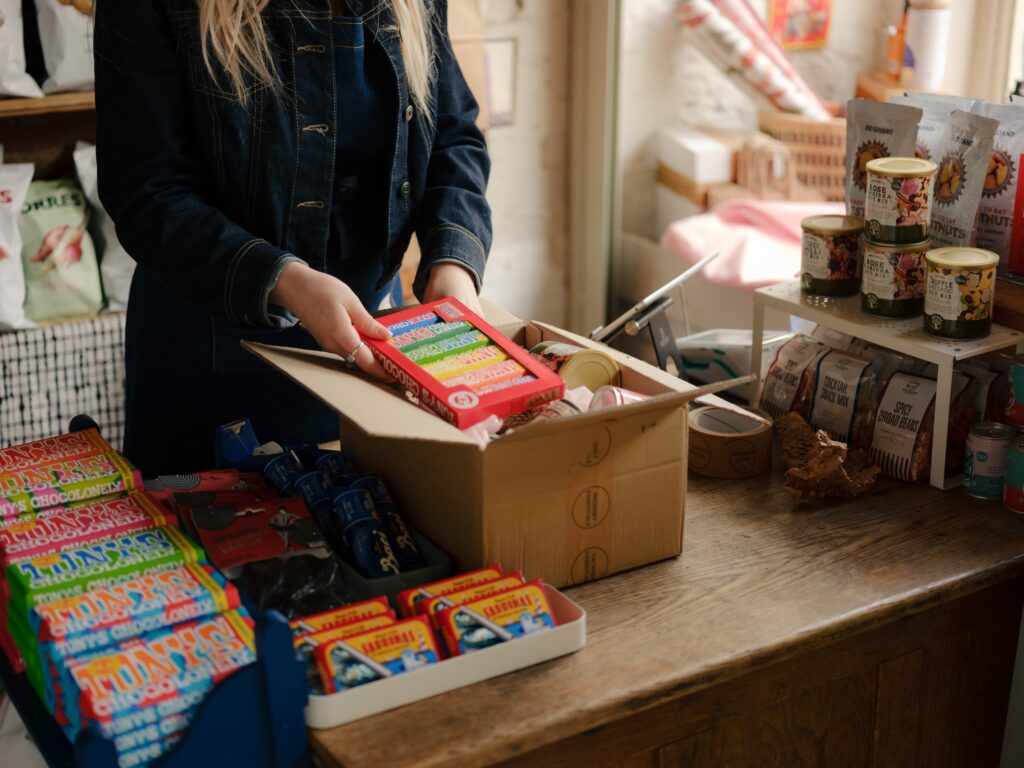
[{"left": 94, "top": 0, "right": 491, "bottom": 475}]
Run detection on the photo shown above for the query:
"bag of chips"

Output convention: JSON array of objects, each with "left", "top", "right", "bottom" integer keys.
[
  {"left": 806, "top": 350, "right": 881, "bottom": 449},
  {"left": 74, "top": 143, "right": 135, "bottom": 310},
  {"left": 36, "top": 0, "right": 94, "bottom": 94},
  {"left": 845, "top": 99, "right": 922, "bottom": 219},
  {"left": 0, "top": 163, "right": 35, "bottom": 329},
  {"left": 18, "top": 179, "right": 103, "bottom": 322},
  {"left": 930, "top": 110, "right": 998, "bottom": 248},
  {"left": 0, "top": 0, "right": 43, "bottom": 97},
  {"left": 890, "top": 94, "right": 976, "bottom": 162}
]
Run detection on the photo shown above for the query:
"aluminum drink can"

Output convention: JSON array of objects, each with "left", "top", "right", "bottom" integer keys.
[
  {"left": 963, "top": 422, "right": 1015, "bottom": 500},
  {"left": 1003, "top": 438, "right": 1024, "bottom": 513}
]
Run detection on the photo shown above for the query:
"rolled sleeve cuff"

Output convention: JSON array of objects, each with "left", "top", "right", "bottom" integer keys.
[
  {"left": 413, "top": 223, "right": 487, "bottom": 300},
  {"left": 222, "top": 238, "right": 301, "bottom": 327}
]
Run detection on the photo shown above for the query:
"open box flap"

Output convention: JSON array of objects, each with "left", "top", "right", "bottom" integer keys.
[{"left": 242, "top": 342, "right": 476, "bottom": 446}]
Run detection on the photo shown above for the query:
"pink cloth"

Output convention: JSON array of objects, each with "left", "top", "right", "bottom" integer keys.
[{"left": 660, "top": 199, "right": 846, "bottom": 289}]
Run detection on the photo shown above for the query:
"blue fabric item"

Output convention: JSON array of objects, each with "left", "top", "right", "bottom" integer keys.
[{"left": 93, "top": 0, "right": 490, "bottom": 474}]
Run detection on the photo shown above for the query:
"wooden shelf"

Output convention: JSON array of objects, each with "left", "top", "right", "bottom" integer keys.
[{"left": 0, "top": 92, "right": 94, "bottom": 119}]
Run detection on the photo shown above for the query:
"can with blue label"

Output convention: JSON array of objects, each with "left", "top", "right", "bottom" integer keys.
[{"left": 964, "top": 422, "right": 1016, "bottom": 500}]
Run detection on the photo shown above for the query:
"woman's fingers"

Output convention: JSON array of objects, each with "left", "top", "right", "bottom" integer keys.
[{"left": 345, "top": 295, "right": 392, "bottom": 340}]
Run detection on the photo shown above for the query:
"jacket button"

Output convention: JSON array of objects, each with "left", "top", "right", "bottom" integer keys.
[
  {"left": 400, "top": 181, "right": 411, "bottom": 198},
  {"left": 405, "top": 104, "right": 414, "bottom": 122}
]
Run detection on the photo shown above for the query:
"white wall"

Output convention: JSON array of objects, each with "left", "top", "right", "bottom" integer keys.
[
  {"left": 617, "top": 0, "right": 880, "bottom": 242},
  {"left": 479, "top": 0, "right": 570, "bottom": 326}
]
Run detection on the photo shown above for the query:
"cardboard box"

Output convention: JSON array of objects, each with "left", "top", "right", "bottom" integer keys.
[{"left": 245, "top": 314, "right": 707, "bottom": 589}]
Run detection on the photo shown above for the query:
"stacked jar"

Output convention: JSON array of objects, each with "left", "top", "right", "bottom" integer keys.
[
  {"left": 860, "top": 157, "right": 936, "bottom": 319},
  {"left": 799, "top": 215, "right": 865, "bottom": 299}
]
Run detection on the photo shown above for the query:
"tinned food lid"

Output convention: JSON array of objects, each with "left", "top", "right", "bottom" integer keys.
[
  {"left": 925, "top": 246, "right": 1000, "bottom": 269},
  {"left": 866, "top": 157, "right": 938, "bottom": 178},
  {"left": 801, "top": 215, "right": 865, "bottom": 235}
]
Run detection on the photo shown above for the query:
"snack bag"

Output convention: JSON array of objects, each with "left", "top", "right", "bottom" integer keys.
[
  {"left": 396, "top": 566, "right": 504, "bottom": 617},
  {"left": 19, "top": 178, "right": 103, "bottom": 322},
  {"left": 73, "top": 143, "right": 135, "bottom": 310},
  {"left": 759, "top": 335, "right": 828, "bottom": 420},
  {"left": 314, "top": 616, "right": 441, "bottom": 693},
  {"left": 437, "top": 580, "right": 556, "bottom": 657},
  {"left": 869, "top": 371, "right": 973, "bottom": 481},
  {"left": 0, "top": 163, "right": 34, "bottom": 329},
  {"left": 807, "top": 351, "right": 880, "bottom": 449},
  {"left": 890, "top": 94, "right": 976, "bottom": 162},
  {"left": 36, "top": 0, "right": 94, "bottom": 94},
  {"left": 971, "top": 102, "right": 1024, "bottom": 268},
  {"left": 845, "top": 99, "right": 922, "bottom": 218},
  {"left": 0, "top": 1, "right": 44, "bottom": 97},
  {"left": 958, "top": 360, "right": 1008, "bottom": 423},
  {"left": 929, "top": 110, "right": 998, "bottom": 248}
]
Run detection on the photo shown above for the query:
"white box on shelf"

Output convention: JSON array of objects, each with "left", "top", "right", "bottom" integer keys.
[
  {"left": 750, "top": 281, "right": 1024, "bottom": 490},
  {"left": 304, "top": 584, "right": 586, "bottom": 729}
]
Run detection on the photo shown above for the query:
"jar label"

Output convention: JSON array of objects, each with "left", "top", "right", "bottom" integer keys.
[{"left": 924, "top": 266, "right": 994, "bottom": 322}]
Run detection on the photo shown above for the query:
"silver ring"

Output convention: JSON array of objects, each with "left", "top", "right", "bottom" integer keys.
[{"left": 341, "top": 340, "right": 365, "bottom": 365}]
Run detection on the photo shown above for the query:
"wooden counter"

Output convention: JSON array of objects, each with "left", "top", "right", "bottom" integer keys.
[{"left": 311, "top": 474, "right": 1024, "bottom": 767}]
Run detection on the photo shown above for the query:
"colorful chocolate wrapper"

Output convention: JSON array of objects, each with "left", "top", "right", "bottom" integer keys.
[
  {"left": 0, "top": 429, "right": 113, "bottom": 475},
  {"left": 57, "top": 608, "right": 255, "bottom": 737},
  {"left": 404, "top": 331, "right": 489, "bottom": 365},
  {"left": 476, "top": 374, "right": 537, "bottom": 396},
  {"left": 418, "top": 573, "right": 525, "bottom": 616},
  {"left": 33, "top": 562, "right": 238, "bottom": 652},
  {"left": 0, "top": 493, "right": 173, "bottom": 566},
  {"left": 444, "top": 359, "right": 528, "bottom": 392},
  {"left": 5, "top": 525, "right": 204, "bottom": 612},
  {"left": 347, "top": 477, "right": 425, "bottom": 572},
  {"left": 293, "top": 613, "right": 396, "bottom": 694},
  {"left": 396, "top": 566, "right": 504, "bottom": 617},
  {"left": 289, "top": 597, "right": 392, "bottom": 635},
  {"left": 0, "top": 452, "right": 141, "bottom": 519},
  {"left": 437, "top": 580, "right": 555, "bottom": 656},
  {"left": 390, "top": 320, "right": 473, "bottom": 351},
  {"left": 385, "top": 311, "right": 439, "bottom": 335},
  {"left": 113, "top": 717, "right": 187, "bottom": 768},
  {"left": 420, "top": 344, "right": 509, "bottom": 381},
  {"left": 314, "top": 616, "right": 440, "bottom": 693}
]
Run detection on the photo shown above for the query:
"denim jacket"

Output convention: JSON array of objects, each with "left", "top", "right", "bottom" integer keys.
[{"left": 93, "top": 0, "right": 491, "bottom": 328}]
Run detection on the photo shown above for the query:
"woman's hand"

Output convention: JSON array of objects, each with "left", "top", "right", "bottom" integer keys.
[
  {"left": 269, "top": 261, "right": 392, "bottom": 380},
  {"left": 423, "top": 262, "right": 483, "bottom": 315}
]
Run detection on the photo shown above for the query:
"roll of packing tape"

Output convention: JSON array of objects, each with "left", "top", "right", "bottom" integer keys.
[{"left": 688, "top": 405, "right": 773, "bottom": 479}]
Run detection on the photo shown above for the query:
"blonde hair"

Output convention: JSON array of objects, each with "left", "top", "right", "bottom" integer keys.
[{"left": 199, "top": 0, "right": 435, "bottom": 117}]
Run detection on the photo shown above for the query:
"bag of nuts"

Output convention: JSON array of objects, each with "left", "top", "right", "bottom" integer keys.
[
  {"left": 970, "top": 102, "right": 1024, "bottom": 268},
  {"left": 890, "top": 94, "right": 976, "bottom": 162},
  {"left": 930, "top": 110, "right": 999, "bottom": 248},
  {"left": 845, "top": 99, "right": 922, "bottom": 219}
]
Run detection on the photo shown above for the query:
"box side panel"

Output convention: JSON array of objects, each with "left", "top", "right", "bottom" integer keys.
[
  {"left": 337, "top": 418, "right": 484, "bottom": 572},
  {"left": 481, "top": 404, "right": 687, "bottom": 588}
]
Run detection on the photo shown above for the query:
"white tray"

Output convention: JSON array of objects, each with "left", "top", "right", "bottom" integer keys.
[{"left": 304, "top": 584, "right": 586, "bottom": 729}]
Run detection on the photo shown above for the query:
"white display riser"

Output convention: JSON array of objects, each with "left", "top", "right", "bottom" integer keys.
[{"left": 750, "top": 281, "right": 1024, "bottom": 490}]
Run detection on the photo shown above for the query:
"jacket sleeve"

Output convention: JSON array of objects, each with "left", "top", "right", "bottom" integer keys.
[
  {"left": 93, "top": 0, "right": 298, "bottom": 327},
  {"left": 412, "top": 0, "right": 493, "bottom": 300}
]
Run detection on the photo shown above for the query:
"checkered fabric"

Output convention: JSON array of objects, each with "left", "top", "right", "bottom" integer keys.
[{"left": 0, "top": 314, "right": 126, "bottom": 449}]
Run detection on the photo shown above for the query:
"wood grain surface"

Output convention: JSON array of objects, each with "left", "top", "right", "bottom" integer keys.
[{"left": 310, "top": 473, "right": 1024, "bottom": 768}]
